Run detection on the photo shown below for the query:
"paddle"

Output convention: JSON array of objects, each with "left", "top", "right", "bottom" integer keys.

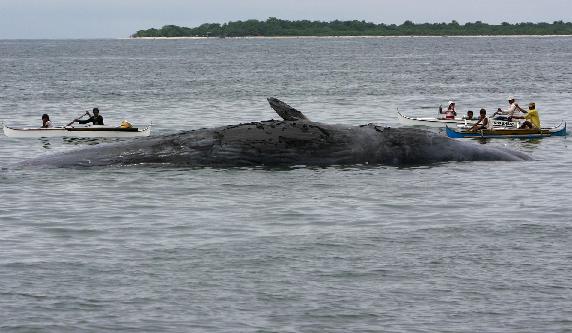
[{"left": 66, "top": 111, "right": 90, "bottom": 127}]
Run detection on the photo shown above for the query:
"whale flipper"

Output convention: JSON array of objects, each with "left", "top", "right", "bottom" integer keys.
[{"left": 267, "top": 97, "right": 310, "bottom": 121}]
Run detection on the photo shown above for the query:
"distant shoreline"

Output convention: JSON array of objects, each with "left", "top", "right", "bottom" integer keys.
[
  {"left": 132, "top": 18, "right": 572, "bottom": 38},
  {"left": 128, "top": 35, "right": 572, "bottom": 40}
]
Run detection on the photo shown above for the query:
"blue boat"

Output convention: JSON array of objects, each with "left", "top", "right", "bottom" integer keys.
[{"left": 446, "top": 122, "right": 567, "bottom": 139}]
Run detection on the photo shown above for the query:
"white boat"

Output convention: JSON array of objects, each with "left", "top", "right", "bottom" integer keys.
[
  {"left": 2, "top": 124, "right": 151, "bottom": 138},
  {"left": 397, "top": 111, "right": 475, "bottom": 128},
  {"left": 397, "top": 111, "right": 519, "bottom": 129}
]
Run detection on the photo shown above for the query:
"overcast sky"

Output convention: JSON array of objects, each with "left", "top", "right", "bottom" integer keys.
[{"left": 0, "top": 0, "right": 570, "bottom": 39}]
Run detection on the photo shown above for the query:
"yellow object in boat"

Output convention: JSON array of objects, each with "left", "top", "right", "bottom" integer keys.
[{"left": 120, "top": 120, "right": 133, "bottom": 129}]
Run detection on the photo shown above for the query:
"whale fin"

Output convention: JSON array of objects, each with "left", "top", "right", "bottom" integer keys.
[{"left": 267, "top": 97, "right": 310, "bottom": 121}]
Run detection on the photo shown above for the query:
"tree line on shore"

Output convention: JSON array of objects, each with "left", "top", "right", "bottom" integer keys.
[{"left": 132, "top": 18, "right": 572, "bottom": 38}]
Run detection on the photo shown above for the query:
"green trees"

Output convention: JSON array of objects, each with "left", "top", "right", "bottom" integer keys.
[{"left": 131, "top": 19, "right": 572, "bottom": 38}]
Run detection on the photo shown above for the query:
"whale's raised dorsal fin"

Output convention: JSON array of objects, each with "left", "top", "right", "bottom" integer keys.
[{"left": 267, "top": 97, "right": 310, "bottom": 121}]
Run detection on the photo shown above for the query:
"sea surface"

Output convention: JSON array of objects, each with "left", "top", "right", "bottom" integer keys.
[{"left": 1, "top": 37, "right": 572, "bottom": 332}]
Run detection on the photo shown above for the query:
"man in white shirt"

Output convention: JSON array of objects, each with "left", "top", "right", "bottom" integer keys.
[{"left": 493, "top": 96, "right": 526, "bottom": 120}]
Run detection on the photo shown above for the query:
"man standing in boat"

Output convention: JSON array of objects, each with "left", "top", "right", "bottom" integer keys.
[{"left": 75, "top": 108, "right": 104, "bottom": 125}]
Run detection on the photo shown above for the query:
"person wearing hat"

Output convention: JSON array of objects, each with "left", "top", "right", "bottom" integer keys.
[
  {"left": 74, "top": 107, "right": 104, "bottom": 125},
  {"left": 493, "top": 96, "right": 526, "bottom": 120},
  {"left": 511, "top": 102, "right": 540, "bottom": 129},
  {"left": 438, "top": 100, "right": 457, "bottom": 119}
]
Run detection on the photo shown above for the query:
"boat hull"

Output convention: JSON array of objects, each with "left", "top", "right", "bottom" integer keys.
[
  {"left": 3, "top": 125, "right": 151, "bottom": 138},
  {"left": 397, "top": 111, "right": 523, "bottom": 129},
  {"left": 445, "top": 123, "right": 567, "bottom": 139}
]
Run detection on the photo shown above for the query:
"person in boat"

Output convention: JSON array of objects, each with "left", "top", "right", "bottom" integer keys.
[
  {"left": 41, "top": 114, "right": 53, "bottom": 128},
  {"left": 75, "top": 107, "right": 104, "bottom": 125},
  {"left": 438, "top": 101, "right": 457, "bottom": 119},
  {"left": 469, "top": 109, "right": 489, "bottom": 131},
  {"left": 493, "top": 96, "right": 526, "bottom": 121},
  {"left": 511, "top": 102, "right": 540, "bottom": 129},
  {"left": 463, "top": 110, "right": 474, "bottom": 120}
]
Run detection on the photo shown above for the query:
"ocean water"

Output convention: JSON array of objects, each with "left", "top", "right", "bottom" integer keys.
[{"left": 1, "top": 37, "right": 572, "bottom": 332}]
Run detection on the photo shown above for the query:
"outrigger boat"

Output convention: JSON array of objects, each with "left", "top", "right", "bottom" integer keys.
[
  {"left": 397, "top": 111, "right": 471, "bottom": 128},
  {"left": 2, "top": 124, "right": 152, "bottom": 138},
  {"left": 445, "top": 122, "right": 567, "bottom": 139},
  {"left": 397, "top": 111, "right": 519, "bottom": 129}
]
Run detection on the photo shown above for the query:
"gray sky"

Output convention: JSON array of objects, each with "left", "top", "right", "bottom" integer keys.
[{"left": 0, "top": 0, "right": 570, "bottom": 39}]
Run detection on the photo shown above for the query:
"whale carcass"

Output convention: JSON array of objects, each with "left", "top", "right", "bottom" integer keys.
[{"left": 18, "top": 98, "right": 530, "bottom": 168}]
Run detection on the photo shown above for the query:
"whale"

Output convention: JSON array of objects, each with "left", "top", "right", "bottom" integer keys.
[{"left": 17, "top": 98, "right": 530, "bottom": 168}]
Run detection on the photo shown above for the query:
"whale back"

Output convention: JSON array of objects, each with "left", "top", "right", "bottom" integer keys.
[{"left": 16, "top": 121, "right": 530, "bottom": 168}]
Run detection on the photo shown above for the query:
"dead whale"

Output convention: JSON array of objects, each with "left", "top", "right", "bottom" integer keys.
[{"left": 18, "top": 98, "right": 530, "bottom": 168}]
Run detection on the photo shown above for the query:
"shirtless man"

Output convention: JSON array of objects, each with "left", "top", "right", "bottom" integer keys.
[{"left": 469, "top": 109, "right": 489, "bottom": 131}]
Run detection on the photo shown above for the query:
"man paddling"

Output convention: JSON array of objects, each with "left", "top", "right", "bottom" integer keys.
[
  {"left": 493, "top": 96, "right": 526, "bottom": 121},
  {"left": 512, "top": 102, "right": 540, "bottom": 129},
  {"left": 74, "top": 108, "right": 104, "bottom": 125}
]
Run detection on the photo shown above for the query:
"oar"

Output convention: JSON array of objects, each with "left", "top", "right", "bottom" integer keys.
[{"left": 66, "top": 111, "right": 89, "bottom": 127}]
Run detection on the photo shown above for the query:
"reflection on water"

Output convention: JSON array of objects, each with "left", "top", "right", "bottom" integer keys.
[
  {"left": 520, "top": 138, "right": 543, "bottom": 147},
  {"left": 40, "top": 139, "right": 51, "bottom": 149},
  {"left": 63, "top": 137, "right": 103, "bottom": 145},
  {"left": 36, "top": 137, "right": 125, "bottom": 149},
  {"left": 63, "top": 137, "right": 125, "bottom": 145},
  {"left": 468, "top": 137, "right": 550, "bottom": 148}
]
